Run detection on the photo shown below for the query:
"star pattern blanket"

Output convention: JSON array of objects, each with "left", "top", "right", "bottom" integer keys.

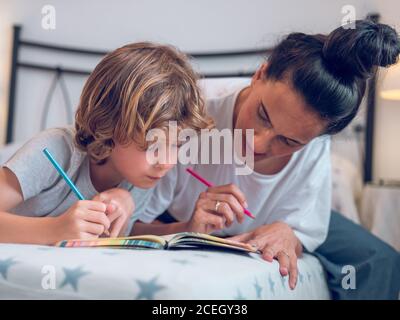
[{"left": 0, "top": 244, "right": 330, "bottom": 299}]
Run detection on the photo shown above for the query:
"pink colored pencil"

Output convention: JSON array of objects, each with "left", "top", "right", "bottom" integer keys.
[{"left": 186, "top": 167, "right": 255, "bottom": 219}]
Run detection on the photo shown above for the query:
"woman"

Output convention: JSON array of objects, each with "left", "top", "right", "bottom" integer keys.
[{"left": 132, "top": 20, "right": 400, "bottom": 299}]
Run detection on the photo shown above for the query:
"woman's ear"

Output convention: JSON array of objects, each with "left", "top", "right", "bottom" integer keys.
[{"left": 251, "top": 63, "right": 268, "bottom": 85}]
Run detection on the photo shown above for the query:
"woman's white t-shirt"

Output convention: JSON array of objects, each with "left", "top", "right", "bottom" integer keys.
[{"left": 138, "top": 86, "right": 332, "bottom": 252}]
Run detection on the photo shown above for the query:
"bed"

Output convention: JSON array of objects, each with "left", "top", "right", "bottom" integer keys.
[
  {"left": 0, "top": 244, "right": 329, "bottom": 300},
  {"left": 0, "top": 25, "right": 377, "bottom": 300}
]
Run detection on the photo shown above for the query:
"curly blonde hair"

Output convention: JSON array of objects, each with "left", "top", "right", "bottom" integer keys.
[{"left": 75, "top": 42, "right": 213, "bottom": 164}]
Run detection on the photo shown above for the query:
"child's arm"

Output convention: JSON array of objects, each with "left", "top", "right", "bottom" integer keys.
[
  {"left": 0, "top": 167, "right": 110, "bottom": 245},
  {"left": 131, "top": 220, "right": 189, "bottom": 236}
]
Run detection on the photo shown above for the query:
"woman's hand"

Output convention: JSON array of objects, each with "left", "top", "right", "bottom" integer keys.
[
  {"left": 92, "top": 188, "right": 135, "bottom": 237},
  {"left": 228, "top": 222, "right": 303, "bottom": 290},
  {"left": 185, "top": 184, "right": 248, "bottom": 234},
  {"left": 53, "top": 200, "right": 110, "bottom": 241}
]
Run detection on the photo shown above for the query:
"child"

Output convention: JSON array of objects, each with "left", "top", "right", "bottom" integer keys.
[{"left": 0, "top": 42, "right": 211, "bottom": 245}]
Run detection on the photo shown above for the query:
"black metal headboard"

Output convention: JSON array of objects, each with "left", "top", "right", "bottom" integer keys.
[{"left": 6, "top": 25, "right": 272, "bottom": 144}]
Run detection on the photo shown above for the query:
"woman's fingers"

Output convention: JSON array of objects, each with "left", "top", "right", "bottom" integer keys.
[
  {"left": 202, "top": 192, "right": 245, "bottom": 223},
  {"left": 197, "top": 198, "right": 235, "bottom": 226},
  {"left": 196, "top": 209, "right": 226, "bottom": 232},
  {"left": 276, "top": 251, "right": 290, "bottom": 277},
  {"left": 227, "top": 231, "right": 253, "bottom": 243},
  {"left": 207, "top": 184, "right": 247, "bottom": 207},
  {"left": 261, "top": 244, "right": 276, "bottom": 262},
  {"left": 288, "top": 254, "right": 298, "bottom": 290}
]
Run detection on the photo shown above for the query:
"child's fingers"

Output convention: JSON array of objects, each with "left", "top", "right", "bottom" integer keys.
[
  {"left": 109, "top": 216, "right": 126, "bottom": 238},
  {"left": 207, "top": 184, "right": 247, "bottom": 208},
  {"left": 84, "top": 211, "right": 111, "bottom": 231},
  {"left": 78, "top": 200, "right": 107, "bottom": 213},
  {"left": 106, "top": 210, "right": 121, "bottom": 225},
  {"left": 79, "top": 232, "right": 99, "bottom": 240},
  {"left": 82, "top": 221, "right": 107, "bottom": 235},
  {"left": 105, "top": 202, "right": 117, "bottom": 216}
]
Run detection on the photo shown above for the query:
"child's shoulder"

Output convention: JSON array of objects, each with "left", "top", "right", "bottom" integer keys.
[
  {"left": 25, "top": 126, "right": 78, "bottom": 155},
  {"left": 5, "top": 126, "right": 84, "bottom": 174}
]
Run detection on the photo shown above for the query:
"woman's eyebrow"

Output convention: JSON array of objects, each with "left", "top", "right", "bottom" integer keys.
[{"left": 261, "top": 102, "right": 306, "bottom": 146}]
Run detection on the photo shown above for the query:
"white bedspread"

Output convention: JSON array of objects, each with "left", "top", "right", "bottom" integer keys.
[{"left": 0, "top": 244, "right": 330, "bottom": 300}]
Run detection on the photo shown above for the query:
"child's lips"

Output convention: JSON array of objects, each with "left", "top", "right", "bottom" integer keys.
[{"left": 146, "top": 175, "right": 162, "bottom": 181}]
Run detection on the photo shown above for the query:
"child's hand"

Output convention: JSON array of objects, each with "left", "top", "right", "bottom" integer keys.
[
  {"left": 55, "top": 200, "right": 110, "bottom": 241},
  {"left": 185, "top": 184, "right": 247, "bottom": 234},
  {"left": 92, "top": 188, "right": 135, "bottom": 238}
]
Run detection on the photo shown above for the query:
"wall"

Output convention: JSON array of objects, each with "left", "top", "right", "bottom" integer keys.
[{"left": 0, "top": 0, "right": 375, "bottom": 144}]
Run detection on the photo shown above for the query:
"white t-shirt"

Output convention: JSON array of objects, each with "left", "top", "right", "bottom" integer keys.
[{"left": 138, "top": 86, "right": 332, "bottom": 252}]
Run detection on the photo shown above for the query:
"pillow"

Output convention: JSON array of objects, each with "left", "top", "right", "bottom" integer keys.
[{"left": 198, "top": 77, "right": 251, "bottom": 99}]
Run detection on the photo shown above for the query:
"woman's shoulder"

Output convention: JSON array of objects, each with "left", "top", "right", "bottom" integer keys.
[{"left": 291, "top": 135, "right": 331, "bottom": 172}]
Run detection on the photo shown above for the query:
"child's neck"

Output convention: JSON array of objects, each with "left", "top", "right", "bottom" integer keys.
[{"left": 89, "top": 158, "right": 123, "bottom": 193}]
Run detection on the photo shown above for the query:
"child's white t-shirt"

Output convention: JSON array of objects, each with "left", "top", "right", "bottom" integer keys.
[{"left": 138, "top": 86, "right": 332, "bottom": 252}]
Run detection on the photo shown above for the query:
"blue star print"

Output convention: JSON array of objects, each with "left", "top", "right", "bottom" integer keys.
[
  {"left": 135, "top": 276, "right": 165, "bottom": 299},
  {"left": 0, "top": 258, "right": 17, "bottom": 280},
  {"left": 268, "top": 274, "right": 275, "bottom": 295},
  {"left": 60, "top": 266, "right": 90, "bottom": 291},
  {"left": 254, "top": 278, "right": 262, "bottom": 298}
]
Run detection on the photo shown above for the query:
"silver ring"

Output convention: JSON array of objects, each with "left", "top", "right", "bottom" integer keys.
[
  {"left": 277, "top": 251, "right": 290, "bottom": 259},
  {"left": 215, "top": 201, "right": 221, "bottom": 212}
]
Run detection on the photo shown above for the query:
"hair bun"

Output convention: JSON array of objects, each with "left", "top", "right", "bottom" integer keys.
[{"left": 322, "top": 20, "right": 400, "bottom": 79}]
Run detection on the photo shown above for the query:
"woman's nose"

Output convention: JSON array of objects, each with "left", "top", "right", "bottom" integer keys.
[{"left": 254, "top": 129, "right": 275, "bottom": 153}]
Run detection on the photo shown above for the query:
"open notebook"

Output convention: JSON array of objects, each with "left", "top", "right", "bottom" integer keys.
[{"left": 56, "top": 232, "right": 258, "bottom": 253}]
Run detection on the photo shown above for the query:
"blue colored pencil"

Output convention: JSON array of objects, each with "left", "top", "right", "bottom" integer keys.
[{"left": 42, "top": 148, "right": 85, "bottom": 200}]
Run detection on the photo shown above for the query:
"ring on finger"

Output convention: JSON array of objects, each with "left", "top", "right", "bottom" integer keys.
[
  {"left": 277, "top": 250, "right": 290, "bottom": 259},
  {"left": 215, "top": 200, "right": 222, "bottom": 212}
]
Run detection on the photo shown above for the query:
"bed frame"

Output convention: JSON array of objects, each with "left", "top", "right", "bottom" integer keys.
[{"left": 5, "top": 14, "right": 379, "bottom": 183}]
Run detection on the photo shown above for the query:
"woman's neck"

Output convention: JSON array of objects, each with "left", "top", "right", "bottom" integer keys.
[{"left": 89, "top": 158, "right": 123, "bottom": 193}]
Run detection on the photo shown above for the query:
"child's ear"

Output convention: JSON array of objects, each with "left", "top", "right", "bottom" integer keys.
[{"left": 251, "top": 63, "right": 269, "bottom": 85}]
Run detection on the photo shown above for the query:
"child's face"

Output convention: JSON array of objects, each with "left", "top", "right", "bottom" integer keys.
[{"left": 109, "top": 138, "right": 177, "bottom": 189}]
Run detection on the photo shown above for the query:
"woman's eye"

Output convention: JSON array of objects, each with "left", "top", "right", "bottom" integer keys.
[
  {"left": 258, "top": 105, "right": 269, "bottom": 123},
  {"left": 280, "top": 136, "right": 296, "bottom": 147}
]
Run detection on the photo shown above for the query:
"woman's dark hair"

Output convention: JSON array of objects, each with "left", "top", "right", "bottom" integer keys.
[{"left": 265, "top": 19, "right": 400, "bottom": 134}]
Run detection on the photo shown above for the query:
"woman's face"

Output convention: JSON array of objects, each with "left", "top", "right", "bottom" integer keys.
[{"left": 234, "top": 64, "right": 327, "bottom": 161}]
